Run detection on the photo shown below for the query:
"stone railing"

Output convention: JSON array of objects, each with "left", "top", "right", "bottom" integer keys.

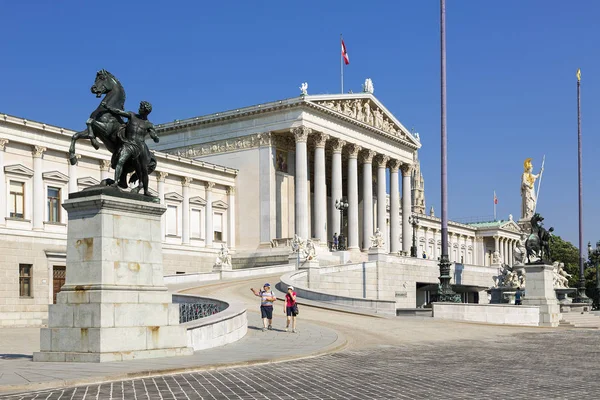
[
  {"left": 172, "top": 294, "right": 247, "bottom": 351},
  {"left": 432, "top": 303, "right": 540, "bottom": 326},
  {"left": 280, "top": 268, "right": 396, "bottom": 315}
]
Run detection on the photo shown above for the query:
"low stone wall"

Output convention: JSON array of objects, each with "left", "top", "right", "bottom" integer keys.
[
  {"left": 165, "top": 264, "right": 296, "bottom": 287},
  {"left": 164, "top": 272, "right": 221, "bottom": 286},
  {"left": 172, "top": 294, "right": 247, "bottom": 351},
  {"left": 432, "top": 303, "right": 540, "bottom": 326},
  {"left": 281, "top": 269, "right": 396, "bottom": 315}
]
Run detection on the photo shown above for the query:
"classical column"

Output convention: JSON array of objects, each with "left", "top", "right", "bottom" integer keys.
[
  {"left": 432, "top": 229, "right": 439, "bottom": 259},
  {"left": 181, "top": 177, "right": 192, "bottom": 245},
  {"left": 313, "top": 132, "right": 329, "bottom": 244},
  {"left": 361, "top": 149, "right": 375, "bottom": 250},
  {"left": 227, "top": 186, "right": 236, "bottom": 249},
  {"left": 347, "top": 144, "right": 361, "bottom": 250},
  {"left": 400, "top": 163, "right": 413, "bottom": 253},
  {"left": 0, "top": 139, "right": 8, "bottom": 225},
  {"left": 68, "top": 154, "right": 81, "bottom": 194},
  {"left": 423, "top": 227, "right": 429, "bottom": 258},
  {"left": 389, "top": 160, "right": 401, "bottom": 253},
  {"left": 292, "top": 127, "right": 310, "bottom": 239},
  {"left": 508, "top": 239, "right": 513, "bottom": 266},
  {"left": 375, "top": 155, "right": 389, "bottom": 251},
  {"left": 99, "top": 159, "right": 111, "bottom": 181},
  {"left": 205, "top": 181, "right": 215, "bottom": 247},
  {"left": 157, "top": 171, "right": 168, "bottom": 242},
  {"left": 32, "top": 146, "right": 46, "bottom": 230},
  {"left": 494, "top": 235, "right": 500, "bottom": 263},
  {"left": 330, "top": 139, "right": 345, "bottom": 241}
]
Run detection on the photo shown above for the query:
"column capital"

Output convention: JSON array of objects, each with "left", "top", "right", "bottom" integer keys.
[
  {"left": 360, "top": 149, "right": 376, "bottom": 164},
  {"left": 313, "top": 132, "right": 329, "bottom": 148},
  {"left": 227, "top": 186, "right": 236, "bottom": 195},
  {"left": 157, "top": 171, "right": 169, "bottom": 182},
  {"left": 331, "top": 138, "right": 346, "bottom": 153},
  {"left": 32, "top": 145, "right": 46, "bottom": 159},
  {"left": 0, "top": 138, "right": 9, "bottom": 151},
  {"left": 400, "top": 163, "right": 413, "bottom": 177},
  {"left": 389, "top": 159, "right": 401, "bottom": 172},
  {"left": 181, "top": 176, "right": 193, "bottom": 187},
  {"left": 347, "top": 143, "right": 362, "bottom": 159},
  {"left": 99, "top": 159, "right": 111, "bottom": 171},
  {"left": 291, "top": 126, "right": 311, "bottom": 143},
  {"left": 205, "top": 181, "right": 215, "bottom": 191},
  {"left": 67, "top": 153, "right": 81, "bottom": 165},
  {"left": 258, "top": 132, "right": 272, "bottom": 147},
  {"left": 374, "top": 154, "right": 390, "bottom": 168}
]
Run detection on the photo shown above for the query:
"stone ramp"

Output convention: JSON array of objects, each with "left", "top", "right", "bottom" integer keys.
[{"left": 559, "top": 312, "right": 600, "bottom": 329}]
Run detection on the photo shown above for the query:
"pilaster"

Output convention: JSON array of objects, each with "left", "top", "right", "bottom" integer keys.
[
  {"left": 182, "top": 177, "right": 192, "bottom": 245},
  {"left": 32, "top": 145, "right": 47, "bottom": 231},
  {"left": 205, "top": 181, "right": 215, "bottom": 247}
]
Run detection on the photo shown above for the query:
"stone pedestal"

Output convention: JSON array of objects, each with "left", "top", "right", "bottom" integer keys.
[
  {"left": 34, "top": 189, "right": 192, "bottom": 362},
  {"left": 298, "top": 259, "right": 320, "bottom": 290},
  {"left": 367, "top": 248, "right": 387, "bottom": 262},
  {"left": 521, "top": 264, "right": 561, "bottom": 327}
]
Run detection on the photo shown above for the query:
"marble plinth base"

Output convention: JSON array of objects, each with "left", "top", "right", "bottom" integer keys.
[
  {"left": 298, "top": 259, "right": 320, "bottom": 290},
  {"left": 560, "top": 302, "right": 592, "bottom": 314},
  {"left": 34, "top": 190, "right": 192, "bottom": 362},
  {"left": 521, "top": 264, "right": 561, "bottom": 327}
]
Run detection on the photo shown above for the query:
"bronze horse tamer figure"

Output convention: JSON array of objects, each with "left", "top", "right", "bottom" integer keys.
[{"left": 67, "top": 70, "right": 156, "bottom": 190}]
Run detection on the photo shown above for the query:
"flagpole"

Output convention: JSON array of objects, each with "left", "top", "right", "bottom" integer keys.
[
  {"left": 340, "top": 34, "right": 344, "bottom": 94},
  {"left": 494, "top": 191, "right": 497, "bottom": 221},
  {"left": 575, "top": 68, "right": 589, "bottom": 303}
]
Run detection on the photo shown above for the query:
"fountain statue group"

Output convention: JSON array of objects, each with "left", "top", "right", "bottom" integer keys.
[{"left": 68, "top": 70, "right": 159, "bottom": 197}]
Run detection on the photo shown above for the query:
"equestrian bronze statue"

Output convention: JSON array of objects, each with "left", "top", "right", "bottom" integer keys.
[
  {"left": 525, "top": 213, "right": 554, "bottom": 264},
  {"left": 67, "top": 70, "right": 158, "bottom": 196}
]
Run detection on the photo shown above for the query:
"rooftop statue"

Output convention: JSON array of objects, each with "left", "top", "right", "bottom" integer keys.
[{"left": 67, "top": 70, "right": 158, "bottom": 197}]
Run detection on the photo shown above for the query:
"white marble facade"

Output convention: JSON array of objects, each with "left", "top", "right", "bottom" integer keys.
[{"left": 0, "top": 113, "right": 236, "bottom": 326}]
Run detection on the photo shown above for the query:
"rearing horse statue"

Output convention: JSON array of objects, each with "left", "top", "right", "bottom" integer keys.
[
  {"left": 68, "top": 70, "right": 156, "bottom": 189},
  {"left": 525, "top": 213, "right": 553, "bottom": 263}
]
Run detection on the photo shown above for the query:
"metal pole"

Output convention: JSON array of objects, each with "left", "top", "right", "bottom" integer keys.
[
  {"left": 576, "top": 71, "right": 589, "bottom": 303},
  {"left": 437, "top": 0, "right": 458, "bottom": 302},
  {"left": 340, "top": 34, "right": 344, "bottom": 94}
]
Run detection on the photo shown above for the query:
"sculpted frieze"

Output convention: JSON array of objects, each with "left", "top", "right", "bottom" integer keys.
[
  {"left": 166, "top": 133, "right": 264, "bottom": 158},
  {"left": 314, "top": 99, "right": 407, "bottom": 140}
]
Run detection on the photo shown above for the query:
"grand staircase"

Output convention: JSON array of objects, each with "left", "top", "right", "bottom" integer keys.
[{"left": 559, "top": 312, "right": 600, "bottom": 329}]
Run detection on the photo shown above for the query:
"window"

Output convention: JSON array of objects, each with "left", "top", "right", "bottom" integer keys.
[
  {"left": 166, "top": 205, "right": 178, "bottom": 236},
  {"left": 19, "top": 264, "right": 32, "bottom": 297},
  {"left": 213, "top": 212, "right": 223, "bottom": 241},
  {"left": 190, "top": 209, "right": 202, "bottom": 239},
  {"left": 9, "top": 181, "right": 24, "bottom": 219},
  {"left": 47, "top": 187, "right": 61, "bottom": 222}
]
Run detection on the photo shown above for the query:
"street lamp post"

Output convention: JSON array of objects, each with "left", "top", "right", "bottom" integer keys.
[
  {"left": 587, "top": 241, "right": 600, "bottom": 309},
  {"left": 409, "top": 214, "right": 420, "bottom": 258},
  {"left": 335, "top": 198, "right": 348, "bottom": 251},
  {"left": 436, "top": 0, "right": 460, "bottom": 303}
]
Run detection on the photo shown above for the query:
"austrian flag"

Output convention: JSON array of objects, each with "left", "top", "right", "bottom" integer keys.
[{"left": 341, "top": 39, "right": 350, "bottom": 65}]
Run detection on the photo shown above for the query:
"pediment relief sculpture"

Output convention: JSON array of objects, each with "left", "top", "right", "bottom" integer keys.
[{"left": 314, "top": 99, "right": 408, "bottom": 139}]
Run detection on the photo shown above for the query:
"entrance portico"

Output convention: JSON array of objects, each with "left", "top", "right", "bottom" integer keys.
[{"left": 154, "top": 93, "right": 421, "bottom": 254}]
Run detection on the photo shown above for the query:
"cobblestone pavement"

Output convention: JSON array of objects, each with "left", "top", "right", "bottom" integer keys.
[{"left": 3, "top": 329, "right": 599, "bottom": 399}]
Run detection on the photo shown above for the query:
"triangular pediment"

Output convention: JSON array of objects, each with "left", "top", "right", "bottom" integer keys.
[
  {"left": 164, "top": 192, "right": 184, "bottom": 202},
  {"left": 305, "top": 93, "right": 421, "bottom": 148},
  {"left": 500, "top": 220, "right": 522, "bottom": 233},
  {"left": 147, "top": 187, "right": 158, "bottom": 196},
  {"left": 77, "top": 176, "right": 100, "bottom": 187},
  {"left": 190, "top": 196, "right": 206, "bottom": 206},
  {"left": 212, "top": 200, "right": 228, "bottom": 209},
  {"left": 42, "top": 170, "right": 69, "bottom": 183},
  {"left": 4, "top": 164, "right": 34, "bottom": 177}
]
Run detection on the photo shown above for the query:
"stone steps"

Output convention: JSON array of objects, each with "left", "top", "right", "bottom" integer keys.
[{"left": 560, "top": 313, "right": 600, "bottom": 329}]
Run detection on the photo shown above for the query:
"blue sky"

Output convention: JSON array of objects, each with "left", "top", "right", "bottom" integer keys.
[{"left": 1, "top": 0, "right": 599, "bottom": 248}]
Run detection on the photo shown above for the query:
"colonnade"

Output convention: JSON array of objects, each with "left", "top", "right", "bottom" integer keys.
[{"left": 291, "top": 126, "right": 413, "bottom": 253}]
